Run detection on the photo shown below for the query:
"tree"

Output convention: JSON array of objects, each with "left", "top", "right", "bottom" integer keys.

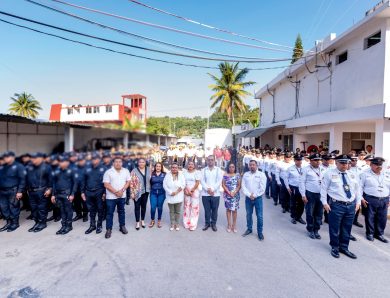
[
  {"left": 291, "top": 34, "right": 304, "bottom": 64},
  {"left": 9, "top": 92, "right": 42, "bottom": 119},
  {"left": 208, "top": 62, "right": 255, "bottom": 128}
]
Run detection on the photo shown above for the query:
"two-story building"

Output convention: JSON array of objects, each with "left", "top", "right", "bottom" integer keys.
[{"left": 239, "top": 1, "right": 390, "bottom": 160}]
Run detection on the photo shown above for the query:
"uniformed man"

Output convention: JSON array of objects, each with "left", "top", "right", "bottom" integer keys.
[
  {"left": 195, "top": 146, "right": 205, "bottom": 169},
  {"left": 270, "top": 152, "right": 283, "bottom": 206},
  {"left": 82, "top": 153, "right": 106, "bottom": 234},
  {"left": 276, "top": 152, "right": 294, "bottom": 213},
  {"left": 349, "top": 154, "right": 364, "bottom": 228},
  {"left": 359, "top": 155, "right": 373, "bottom": 171},
  {"left": 73, "top": 154, "right": 88, "bottom": 222},
  {"left": 102, "top": 151, "right": 112, "bottom": 170},
  {"left": 299, "top": 153, "right": 324, "bottom": 239},
  {"left": 47, "top": 154, "right": 61, "bottom": 222},
  {"left": 19, "top": 153, "right": 32, "bottom": 217},
  {"left": 51, "top": 155, "right": 79, "bottom": 235},
  {"left": 360, "top": 157, "right": 390, "bottom": 243},
  {"left": 26, "top": 152, "right": 53, "bottom": 232},
  {"left": 321, "top": 155, "right": 360, "bottom": 259},
  {"left": 0, "top": 151, "right": 26, "bottom": 232}
]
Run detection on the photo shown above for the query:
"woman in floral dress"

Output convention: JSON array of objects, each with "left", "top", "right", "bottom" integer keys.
[
  {"left": 222, "top": 163, "right": 241, "bottom": 233},
  {"left": 183, "top": 161, "right": 201, "bottom": 231}
]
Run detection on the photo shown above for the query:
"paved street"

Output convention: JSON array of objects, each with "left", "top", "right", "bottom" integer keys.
[{"left": 1, "top": 195, "right": 390, "bottom": 298}]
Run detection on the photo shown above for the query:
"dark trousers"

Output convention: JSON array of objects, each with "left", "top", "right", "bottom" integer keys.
[
  {"left": 196, "top": 157, "right": 203, "bottom": 169},
  {"left": 265, "top": 171, "right": 271, "bottom": 197},
  {"left": 73, "top": 191, "right": 87, "bottom": 216},
  {"left": 245, "top": 196, "right": 263, "bottom": 235},
  {"left": 134, "top": 192, "right": 149, "bottom": 222},
  {"left": 364, "top": 195, "right": 389, "bottom": 237},
  {"left": 150, "top": 190, "right": 166, "bottom": 221},
  {"left": 0, "top": 189, "right": 20, "bottom": 221},
  {"left": 290, "top": 186, "right": 304, "bottom": 220},
  {"left": 177, "top": 157, "right": 184, "bottom": 168},
  {"left": 168, "top": 156, "right": 174, "bottom": 166},
  {"left": 106, "top": 197, "right": 125, "bottom": 230},
  {"left": 271, "top": 174, "right": 280, "bottom": 204},
  {"left": 202, "top": 196, "right": 220, "bottom": 225},
  {"left": 57, "top": 194, "right": 73, "bottom": 226},
  {"left": 305, "top": 191, "right": 322, "bottom": 233},
  {"left": 29, "top": 190, "right": 48, "bottom": 224},
  {"left": 279, "top": 179, "right": 290, "bottom": 210},
  {"left": 86, "top": 190, "right": 104, "bottom": 226},
  {"left": 328, "top": 199, "right": 355, "bottom": 251}
]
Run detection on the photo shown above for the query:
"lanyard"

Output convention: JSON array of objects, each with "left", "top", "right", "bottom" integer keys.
[
  {"left": 310, "top": 166, "right": 321, "bottom": 179},
  {"left": 371, "top": 170, "right": 384, "bottom": 187},
  {"left": 296, "top": 166, "right": 302, "bottom": 175}
]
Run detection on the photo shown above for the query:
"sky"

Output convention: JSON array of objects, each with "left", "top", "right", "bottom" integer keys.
[{"left": 0, "top": 0, "right": 378, "bottom": 119}]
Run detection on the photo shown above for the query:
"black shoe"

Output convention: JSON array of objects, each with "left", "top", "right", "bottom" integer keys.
[
  {"left": 105, "top": 229, "right": 112, "bottom": 239},
  {"left": 26, "top": 214, "right": 33, "bottom": 220},
  {"left": 339, "top": 249, "right": 357, "bottom": 259},
  {"left": 85, "top": 226, "right": 96, "bottom": 234},
  {"left": 331, "top": 248, "right": 340, "bottom": 258},
  {"left": 258, "top": 233, "right": 264, "bottom": 241},
  {"left": 62, "top": 224, "right": 73, "bottom": 235},
  {"left": 0, "top": 220, "right": 10, "bottom": 232},
  {"left": 242, "top": 229, "right": 252, "bottom": 237},
  {"left": 7, "top": 223, "right": 19, "bottom": 232},
  {"left": 28, "top": 222, "right": 39, "bottom": 232},
  {"left": 349, "top": 235, "right": 357, "bottom": 241},
  {"left": 308, "top": 232, "right": 315, "bottom": 239},
  {"left": 366, "top": 234, "right": 374, "bottom": 241},
  {"left": 202, "top": 224, "right": 210, "bottom": 231},
  {"left": 375, "top": 235, "right": 389, "bottom": 243},
  {"left": 282, "top": 209, "right": 287, "bottom": 213},
  {"left": 125, "top": 198, "right": 130, "bottom": 205},
  {"left": 120, "top": 226, "right": 128, "bottom": 234},
  {"left": 47, "top": 215, "right": 55, "bottom": 222},
  {"left": 314, "top": 232, "right": 321, "bottom": 239},
  {"left": 297, "top": 218, "right": 306, "bottom": 225},
  {"left": 211, "top": 224, "right": 217, "bottom": 232},
  {"left": 54, "top": 217, "right": 61, "bottom": 222},
  {"left": 273, "top": 202, "right": 277, "bottom": 206},
  {"left": 96, "top": 226, "right": 102, "bottom": 234},
  {"left": 291, "top": 219, "right": 297, "bottom": 224},
  {"left": 56, "top": 226, "right": 66, "bottom": 235},
  {"left": 353, "top": 221, "right": 364, "bottom": 228},
  {"left": 72, "top": 214, "right": 83, "bottom": 222},
  {"left": 33, "top": 223, "right": 47, "bottom": 232},
  {"left": 83, "top": 216, "right": 88, "bottom": 223}
]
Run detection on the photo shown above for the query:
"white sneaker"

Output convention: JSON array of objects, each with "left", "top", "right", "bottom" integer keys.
[
  {"left": 170, "top": 226, "right": 174, "bottom": 231},
  {"left": 175, "top": 226, "right": 180, "bottom": 231}
]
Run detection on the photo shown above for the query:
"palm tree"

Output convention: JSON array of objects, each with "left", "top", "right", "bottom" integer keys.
[
  {"left": 9, "top": 92, "right": 42, "bottom": 119},
  {"left": 208, "top": 62, "right": 255, "bottom": 128}
]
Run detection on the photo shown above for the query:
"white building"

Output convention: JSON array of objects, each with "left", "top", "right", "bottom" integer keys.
[{"left": 239, "top": 1, "right": 390, "bottom": 160}]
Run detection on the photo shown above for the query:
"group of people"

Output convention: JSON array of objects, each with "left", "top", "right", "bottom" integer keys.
[{"left": 0, "top": 144, "right": 389, "bottom": 260}]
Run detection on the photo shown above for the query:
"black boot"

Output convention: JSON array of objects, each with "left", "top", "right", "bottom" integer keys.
[
  {"left": 56, "top": 224, "right": 66, "bottom": 235},
  {"left": 33, "top": 222, "right": 47, "bottom": 232},
  {"left": 72, "top": 214, "right": 83, "bottom": 222},
  {"left": 0, "top": 219, "right": 11, "bottom": 232},
  {"left": 62, "top": 222, "right": 73, "bottom": 234},
  {"left": 85, "top": 223, "right": 96, "bottom": 234},
  {"left": 28, "top": 221, "right": 39, "bottom": 232},
  {"left": 96, "top": 222, "right": 103, "bottom": 234},
  {"left": 83, "top": 213, "right": 88, "bottom": 222},
  {"left": 7, "top": 219, "right": 20, "bottom": 232}
]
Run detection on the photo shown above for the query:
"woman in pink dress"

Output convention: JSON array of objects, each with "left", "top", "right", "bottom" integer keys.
[{"left": 183, "top": 161, "right": 201, "bottom": 231}]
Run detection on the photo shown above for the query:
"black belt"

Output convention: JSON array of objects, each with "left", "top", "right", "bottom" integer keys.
[
  {"left": 330, "top": 198, "right": 356, "bottom": 206},
  {"left": 57, "top": 190, "right": 70, "bottom": 195},
  {"left": 365, "top": 194, "right": 389, "bottom": 200},
  {"left": 0, "top": 187, "right": 17, "bottom": 191},
  {"left": 29, "top": 187, "right": 46, "bottom": 192},
  {"left": 86, "top": 188, "right": 104, "bottom": 192}
]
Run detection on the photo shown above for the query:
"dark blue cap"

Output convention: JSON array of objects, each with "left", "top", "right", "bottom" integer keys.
[
  {"left": 3, "top": 151, "right": 15, "bottom": 157},
  {"left": 91, "top": 153, "right": 101, "bottom": 160},
  {"left": 31, "top": 152, "right": 45, "bottom": 158},
  {"left": 103, "top": 151, "right": 111, "bottom": 158},
  {"left": 57, "top": 155, "right": 69, "bottom": 162}
]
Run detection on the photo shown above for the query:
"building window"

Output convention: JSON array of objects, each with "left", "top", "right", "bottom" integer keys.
[
  {"left": 86, "top": 107, "right": 92, "bottom": 114},
  {"left": 106, "top": 105, "right": 112, "bottom": 113},
  {"left": 67, "top": 108, "right": 73, "bottom": 115},
  {"left": 93, "top": 106, "right": 100, "bottom": 113},
  {"left": 364, "top": 31, "right": 381, "bottom": 49},
  {"left": 336, "top": 51, "right": 348, "bottom": 65}
]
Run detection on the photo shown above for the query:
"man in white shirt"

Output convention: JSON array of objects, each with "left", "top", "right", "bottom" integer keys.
[
  {"left": 241, "top": 160, "right": 267, "bottom": 241},
  {"left": 270, "top": 152, "right": 282, "bottom": 206},
  {"left": 195, "top": 146, "right": 205, "bottom": 169},
  {"left": 321, "top": 155, "right": 360, "bottom": 259},
  {"left": 201, "top": 155, "right": 223, "bottom": 232},
  {"left": 102, "top": 157, "right": 131, "bottom": 239},
  {"left": 276, "top": 152, "right": 294, "bottom": 213},
  {"left": 349, "top": 154, "right": 364, "bottom": 229}
]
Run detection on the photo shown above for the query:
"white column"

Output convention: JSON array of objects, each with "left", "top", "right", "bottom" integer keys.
[
  {"left": 328, "top": 125, "right": 343, "bottom": 152},
  {"left": 146, "top": 134, "right": 150, "bottom": 144},
  {"left": 123, "top": 133, "right": 129, "bottom": 149},
  {"left": 375, "top": 119, "right": 390, "bottom": 161},
  {"left": 64, "top": 127, "right": 74, "bottom": 152},
  {"left": 158, "top": 135, "right": 161, "bottom": 146}
]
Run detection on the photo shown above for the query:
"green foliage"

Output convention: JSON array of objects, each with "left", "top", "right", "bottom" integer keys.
[
  {"left": 291, "top": 34, "right": 304, "bottom": 64},
  {"left": 8, "top": 92, "right": 42, "bottom": 119}
]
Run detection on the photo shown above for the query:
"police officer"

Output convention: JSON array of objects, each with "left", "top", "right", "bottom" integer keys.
[
  {"left": 73, "top": 154, "right": 88, "bottom": 222},
  {"left": 82, "top": 153, "right": 106, "bottom": 234},
  {"left": 51, "top": 155, "right": 78, "bottom": 235},
  {"left": 276, "top": 152, "right": 293, "bottom": 213},
  {"left": 0, "top": 151, "right": 26, "bottom": 232},
  {"left": 47, "top": 154, "right": 61, "bottom": 222},
  {"left": 349, "top": 154, "right": 364, "bottom": 228},
  {"left": 321, "top": 155, "right": 360, "bottom": 259},
  {"left": 26, "top": 152, "right": 53, "bottom": 232},
  {"left": 360, "top": 157, "right": 390, "bottom": 243}
]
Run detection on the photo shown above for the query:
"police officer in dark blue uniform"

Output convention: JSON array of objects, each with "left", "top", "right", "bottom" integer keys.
[
  {"left": 73, "top": 154, "right": 88, "bottom": 222},
  {"left": 26, "top": 152, "right": 53, "bottom": 232},
  {"left": 82, "top": 153, "right": 106, "bottom": 234},
  {"left": 47, "top": 154, "right": 61, "bottom": 222},
  {"left": 0, "top": 151, "right": 26, "bottom": 232},
  {"left": 51, "top": 155, "right": 78, "bottom": 235},
  {"left": 102, "top": 151, "right": 112, "bottom": 170}
]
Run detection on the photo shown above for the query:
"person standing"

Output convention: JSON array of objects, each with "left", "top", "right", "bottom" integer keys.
[
  {"left": 25, "top": 152, "right": 52, "bottom": 233},
  {"left": 102, "top": 156, "right": 130, "bottom": 239},
  {"left": 130, "top": 158, "right": 151, "bottom": 230},
  {"left": 299, "top": 153, "right": 324, "bottom": 240},
  {"left": 321, "top": 155, "right": 360, "bottom": 259},
  {"left": 195, "top": 146, "right": 205, "bottom": 169},
  {"left": 241, "top": 160, "right": 267, "bottom": 241},
  {"left": 275, "top": 152, "right": 294, "bottom": 213},
  {"left": 149, "top": 162, "right": 166, "bottom": 228},
  {"left": 223, "top": 147, "right": 231, "bottom": 170},
  {"left": 214, "top": 146, "right": 223, "bottom": 168},
  {"left": 201, "top": 155, "right": 223, "bottom": 232},
  {"left": 73, "top": 155, "right": 88, "bottom": 222},
  {"left": 349, "top": 154, "right": 364, "bottom": 228},
  {"left": 360, "top": 157, "right": 390, "bottom": 243},
  {"left": 0, "top": 151, "right": 26, "bottom": 232},
  {"left": 163, "top": 163, "right": 186, "bottom": 231},
  {"left": 183, "top": 161, "right": 201, "bottom": 231},
  {"left": 222, "top": 163, "right": 241, "bottom": 233}
]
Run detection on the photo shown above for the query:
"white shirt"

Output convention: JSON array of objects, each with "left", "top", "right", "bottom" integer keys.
[
  {"left": 320, "top": 168, "right": 360, "bottom": 206},
  {"left": 183, "top": 169, "right": 201, "bottom": 189},
  {"left": 275, "top": 161, "right": 293, "bottom": 186},
  {"left": 102, "top": 167, "right": 131, "bottom": 200},
  {"left": 241, "top": 170, "right": 267, "bottom": 198},
  {"left": 167, "top": 149, "right": 176, "bottom": 157},
  {"left": 360, "top": 169, "right": 390, "bottom": 198},
  {"left": 299, "top": 165, "right": 325, "bottom": 195},
  {"left": 163, "top": 171, "right": 186, "bottom": 204},
  {"left": 200, "top": 166, "right": 223, "bottom": 196},
  {"left": 195, "top": 149, "right": 204, "bottom": 158},
  {"left": 176, "top": 149, "right": 185, "bottom": 158},
  {"left": 285, "top": 165, "right": 303, "bottom": 188}
]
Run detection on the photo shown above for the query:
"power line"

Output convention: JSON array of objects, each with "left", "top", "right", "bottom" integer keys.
[
  {"left": 0, "top": 17, "right": 296, "bottom": 71},
  {"left": 49, "top": 0, "right": 295, "bottom": 53},
  {"left": 127, "top": 0, "right": 295, "bottom": 50},
  {"left": 0, "top": 11, "right": 295, "bottom": 63},
  {"left": 25, "top": 0, "right": 292, "bottom": 61}
]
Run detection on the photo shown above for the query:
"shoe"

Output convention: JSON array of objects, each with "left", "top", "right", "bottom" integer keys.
[
  {"left": 33, "top": 223, "right": 47, "bottom": 232},
  {"left": 54, "top": 217, "right": 61, "bottom": 222},
  {"left": 85, "top": 226, "right": 96, "bottom": 234},
  {"left": 353, "top": 221, "right": 363, "bottom": 228},
  {"left": 0, "top": 220, "right": 10, "bottom": 232},
  {"left": 28, "top": 222, "right": 39, "bottom": 232},
  {"left": 72, "top": 214, "right": 83, "bottom": 222},
  {"left": 120, "top": 226, "right": 128, "bottom": 234},
  {"left": 170, "top": 225, "right": 174, "bottom": 231},
  {"left": 7, "top": 221, "right": 20, "bottom": 232},
  {"left": 349, "top": 235, "right": 357, "bottom": 241},
  {"left": 291, "top": 219, "right": 297, "bottom": 224},
  {"left": 282, "top": 209, "right": 287, "bottom": 213},
  {"left": 157, "top": 220, "right": 162, "bottom": 228},
  {"left": 331, "top": 248, "right": 340, "bottom": 258},
  {"left": 233, "top": 228, "right": 238, "bottom": 233},
  {"left": 339, "top": 249, "right": 357, "bottom": 259},
  {"left": 62, "top": 223, "right": 73, "bottom": 235},
  {"left": 297, "top": 218, "right": 306, "bottom": 225},
  {"left": 211, "top": 224, "right": 217, "bottom": 232},
  {"left": 242, "top": 229, "right": 252, "bottom": 237},
  {"left": 125, "top": 198, "right": 130, "bottom": 205},
  {"left": 149, "top": 220, "right": 155, "bottom": 228},
  {"left": 273, "top": 202, "right": 277, "bottom": 206},
  {"left": 56, "top": 226, "right": 66, "bottom": 235},
  {"left": 47, "top": 215, "right": 54, "bottom": 222},
  {"left": 258, "top": 233, "right": 264, "bottom": 241},
  {"left": 366, "top": 234, "right": 374, "bottom": 241},
  {"left": 202, "top": 224, "right": 210, "bottom": 231},
  {"left": 227, "top": 227, "right": 231, "bottom": 233},
  {"left": 314, "top": 232, "right": 321, "bottom": 239},
  {"left": 26, "top": 214, "right": 33, "bottom": 220},
  {"left": 83, "top": 215, "right": 88, "bottom": 222},
  {"left": 375, "top": 235, "right": 389, "bottom": 243},
  {"left": 96, "top": 226, "right": 102, "bottom": 234},
  {"left": 105, "top": 229, "right": 112, "bottom": 239},
  {"left": 135, "top": 223, "right": 140, "bottom": 230},
  {"left": 308, "top": 232, "right": 316, "bottom": 239},
  {"left": 175, "top": 226, "right": 180, "bottom": 231}
]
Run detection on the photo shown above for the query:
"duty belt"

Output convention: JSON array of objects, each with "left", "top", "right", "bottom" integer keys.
[
  {"left": 330, "top": 197, "right": 356, "bottom": 206},
  {"left": 29, "top": 187, "right": 46, "bottom": 192}
]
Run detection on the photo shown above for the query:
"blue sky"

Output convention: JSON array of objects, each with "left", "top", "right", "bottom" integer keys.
[{"left": 0, "top": 0, "right": 377, "bottom": 119}]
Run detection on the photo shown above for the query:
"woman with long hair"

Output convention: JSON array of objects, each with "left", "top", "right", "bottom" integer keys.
[
  {"left": 149, "top": 162, "right": 166, "bottom": 228},
  {"left": 222, "top": 163, "right": 241, "bottom": 233}
]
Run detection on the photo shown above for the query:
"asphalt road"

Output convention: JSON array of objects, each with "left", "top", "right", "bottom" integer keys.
[{"left": 1, "top": 195, "right": 390, "bottom": 298}]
